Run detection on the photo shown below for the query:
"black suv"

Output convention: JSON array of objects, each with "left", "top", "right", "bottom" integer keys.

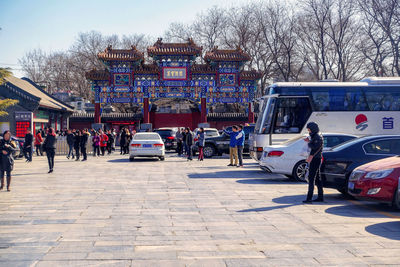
[
  {"left": 154, "top": 128, "right": 178, "bottom": 151},
  {"left": 202, "top": 125, "right": 255, "bottom": 158}
]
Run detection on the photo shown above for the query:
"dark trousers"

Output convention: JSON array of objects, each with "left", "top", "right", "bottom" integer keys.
[
  {"left": 67, "top": 144, "right": 74, "bottom": 158},
  {"left": 35, "top": 144, "right": 43, "bottom": 156},
  {"left": 306, "top": 157, "right": 324, "bottom": 201},
  {"left": 237, "top": 145, "right": 243, "bottom": 166},
  {"left": 0, "top": 166, "right": 11, "bottom": 188},
  {"left": 74, "top": 147, "right": 80, "bottom": 159},
  {"left": 187, "top": 145, "right": 193, "bottom": 159},
  {"left": 120, "top": 144, "right": 125, "bottom": 154},
  {"left": 24, "top": 146, "right": 32, "bottom": 161},
  {"left": 177, "top": 141, "right": 183, "bottom": 155},
  {"left": 184, "top": 143, "right": 188, "bottom": 156},
  {"left": 93, "top": 146, "right": 100, "bottom": 156},
  {"left": 100, "top": 146, "right": 106, "bottom": 156},
  {"left": 81, "top": 146, "right": 87, "bottom": 160},
  {"left": 46, "top": 149, "right": 55, "bottom": 171},
  {"left": 107, "top": 143, "right": 112, "bottom": 154}
]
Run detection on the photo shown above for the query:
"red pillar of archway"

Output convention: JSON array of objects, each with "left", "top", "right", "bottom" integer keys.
[
  {"left": 200, "top": 98, "right": 207, "bottom": 123},
  {"left": 143, "top": 98, "right": 150, "bottom": 123},
  {"left": 248, "top": 102, "right": 255, "bottom": 123},
  {"left": 94, "top": 103, "right": 101, "bottom": 124}
]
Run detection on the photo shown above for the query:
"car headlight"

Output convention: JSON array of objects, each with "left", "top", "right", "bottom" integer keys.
[
  {"left": 365, "top": 169, "right": 394, "bottom": 179},
  {"left": 349, "top": 170, "right": 366, "bottom": 181}
]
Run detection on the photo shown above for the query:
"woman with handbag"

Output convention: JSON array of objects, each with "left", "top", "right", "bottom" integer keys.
[
  {"left": 0, "top": 130, "right": 16, "bottom": 191},
  {"left": 43, "top": 127, "right": 57, "bottom": 173},
  {"left": 303, "top": 122, "right": 324, "bottom": 203}
]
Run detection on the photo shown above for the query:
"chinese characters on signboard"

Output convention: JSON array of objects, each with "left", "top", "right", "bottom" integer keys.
[
  {"left": 382, "top": 117, "right": 394, "bottom": 130},
  {"left": 162, "top": 67, "right": 187, "bottom": 80}
]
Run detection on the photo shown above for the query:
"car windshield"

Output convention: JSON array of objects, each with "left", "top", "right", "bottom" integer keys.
[
  {"left": 205, "top": 130, "right": 219, "bottom": 135},
  {"left": 134, "top": 133, "right": 161, "bottom": 140},
  {"left": 154, "top": 130, "right": 173, "bottom": 138}
]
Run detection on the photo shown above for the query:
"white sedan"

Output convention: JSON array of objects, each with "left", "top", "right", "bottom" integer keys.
[
  {"left": 129, "top": 132, "right": 165, "bottom": 161},
  {"left": 259, "top": 133, "right": 357, "bottom": 181}
]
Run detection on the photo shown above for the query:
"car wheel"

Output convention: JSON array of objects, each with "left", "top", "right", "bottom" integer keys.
[
  {"left": 160, "top": 156, "right": 165, "bottom": 161},
  {"left": 292, "top": 161, "right": 308, "bottom": 182},
  {"left": 392, "top": 189, "right": 400, "bottom": 210},
  {"left": 129, "top": 157, "right": 134, "bottom": 162},
  {"left": 203, "top": 145, "right": 215, "bottom": 158}
]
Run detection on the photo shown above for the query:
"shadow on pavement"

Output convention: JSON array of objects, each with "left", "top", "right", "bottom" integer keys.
[
  {"left": 236, "top": 177, "right": 297, "bottom": 185},
  {"left": 188, "top": 170, "right": 271, "bottom": 179},
  {"left": 365, "top": 221, "right": 400, "bottom": 240},
  {"left": 237, "top": 194, "right": 348, "bottom": 213},
  {"left": 325, "top": 202, "right": 399, "bottom": 218}
]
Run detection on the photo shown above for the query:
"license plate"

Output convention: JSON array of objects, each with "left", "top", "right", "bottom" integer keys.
[
  {"left": 142, "top": 144, "right": 152, "bottom": 148},
  {"left": 348, "top": 182, "right": 355, "bottom": 190}
]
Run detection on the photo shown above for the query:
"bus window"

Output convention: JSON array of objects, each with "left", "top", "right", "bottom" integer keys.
[{"left": 273, "top": 97, "right": 312, "bottom": 134}]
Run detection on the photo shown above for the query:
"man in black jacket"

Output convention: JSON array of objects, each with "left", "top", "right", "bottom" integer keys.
[
  {"left": 80, "top": 129, "right": 89, "bottom": 161},
  {"left": 303, "top": 122, "right": 324, "bottom": 203},
  {"left": 66, "top": 129, "right": 75, "bottom": 159},
  {"left": 43, "top": 128, "right": 57, "bottom": 173},
  {"left": 23, "top": 128, "right": 33, "bottom": 162}
]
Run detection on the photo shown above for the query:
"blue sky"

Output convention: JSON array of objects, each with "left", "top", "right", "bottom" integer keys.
[{"left": 0, "top": 0, "right": 251, "bottom": 77}]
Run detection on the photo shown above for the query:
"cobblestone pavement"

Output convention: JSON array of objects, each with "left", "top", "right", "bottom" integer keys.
[{"left": 0, "top": 153, "right": 399, "bottom": 267}]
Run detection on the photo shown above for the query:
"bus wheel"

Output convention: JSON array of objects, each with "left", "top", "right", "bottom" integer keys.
[{"left": 292, "top": 161, "right": 308, "bottom": 182}]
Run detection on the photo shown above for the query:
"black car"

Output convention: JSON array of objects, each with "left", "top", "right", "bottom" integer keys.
[
  {"left": 321, "top": 135, "right": 400, "bottom": 194},
  {"left": 202, "top": 125, "right": 255, "bottom": 158},
  {"left": 154, "top": 128, "right": 178, "bottom": 151}
]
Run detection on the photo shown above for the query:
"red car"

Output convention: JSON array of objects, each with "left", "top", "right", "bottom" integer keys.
[{"left": 348, "top": 156, "right": 400, "bottom": 210}]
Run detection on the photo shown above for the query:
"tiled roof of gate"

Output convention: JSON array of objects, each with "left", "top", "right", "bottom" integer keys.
[
  {"left": 85, "top": 69, "right": 110, "bottom": 81},
  {"left": 205, "top": 47, "right": 251, "bottom": 62},
  {"left": 191, "top": 64, "right": 216, "bottom": 74},
  {"left": 147, "top": 38, "right": 202, "bottom": 57},
  {"left": 240, "top": 70, "right": 262, "bottom": 80},
  {"left": 98, "top": 45, "right": 144, "bottom": 61}
]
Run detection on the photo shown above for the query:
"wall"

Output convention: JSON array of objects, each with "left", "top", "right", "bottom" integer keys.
[{"left": 150, "top": 112, "right": 201, "bottom": 129}]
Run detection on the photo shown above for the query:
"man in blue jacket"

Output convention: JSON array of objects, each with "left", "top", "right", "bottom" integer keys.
[
  {"left": 236, "top": 125, "right": 245, "bottom": 167},
  {"left": 223, "top": 125, "right": 238, "bottom": 166}
]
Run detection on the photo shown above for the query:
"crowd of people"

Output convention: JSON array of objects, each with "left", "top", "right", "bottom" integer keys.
[{"left": 175, "top": 127, "right": 205, "bottom": 161}]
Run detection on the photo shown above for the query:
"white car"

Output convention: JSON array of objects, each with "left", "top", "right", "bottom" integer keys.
[
  {"left": 129, "top": 132, "right": 165, "bottom": 161},
  {"left": 259, "top": 133, "right": 357, "bottom": 181}
]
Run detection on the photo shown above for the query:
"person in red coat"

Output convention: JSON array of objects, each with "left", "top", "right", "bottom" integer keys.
[
  {"left": 34, "top": 130, "right": 44, "bottom": 156},
  {"left": 99, "top": 130, "right": 109, "bottom": 156}
]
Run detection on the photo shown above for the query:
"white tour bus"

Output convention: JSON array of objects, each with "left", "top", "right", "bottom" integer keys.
[{"left": 250, "top": 77, "right": 400, "bottom": 161}]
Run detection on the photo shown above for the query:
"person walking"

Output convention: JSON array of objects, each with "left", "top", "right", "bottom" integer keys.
[
  {"left": 92, "top": 132, "right": 101, "bottom": 157},
  {"left": 106, "top": 130, "right": 114, "bottom": 155},
  {"left": 303, "top": 122, "right": 324, "bottom": 204},
  {"left": 236, "top": 125, "right": 245, "bottom": 168},
  {"left": 43, "top": 128, "right": 57, "bottom": 173},
  {"left": 34, "top": 130, "right": 44, "bottom": 156},
  {"left": 182, "top": 128, "right": 188, "bottom": 157},
  {"left": 196, "top": 128, "right": 205, "bottom": 161},
  {"left": 23, "top": 128, "right": 33, "bottom": 162},
  {"left": 176, "top": 128, "right": 183, "bottom": 156},
  {"left": 0, "top": 130, "right": 16, "bottom": 191},
  {"left": 99, "top": 130, "right": 109, "bottom": 156},
  {"left": 73, "top": 130, "right": 81, "bottom": 161},
  {"left": 224, "top": 126, "right": 239, "bottom": 166},
  {"left": 66, "top": 129, "right": 75, "bottom": 159},
  {"left": 111, "top": 128, "right": 117, "bottom": 152},
  {"left": 124, "top": 129, "right": 131, "bottom": 155},
  {"left": 184, "top": 127, "right": 194, "bottom": 161},
  {"left": 119, "top": 128, "right": 126, "bottom": 155},
  {"left": 80, "top": 129, "right": 89, "bottom": 161}
]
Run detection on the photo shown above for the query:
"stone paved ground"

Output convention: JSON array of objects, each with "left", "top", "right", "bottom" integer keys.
[{"left": 0, "top": 153, "right": 399, "bottom": 267}]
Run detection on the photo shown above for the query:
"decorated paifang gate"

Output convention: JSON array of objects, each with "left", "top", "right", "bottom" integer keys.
[{"left": 85, "top": 38, "right": 261, "bottom": 129}]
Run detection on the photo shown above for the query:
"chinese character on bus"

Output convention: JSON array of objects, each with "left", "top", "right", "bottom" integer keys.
[{"left": 382, "top": 117, "right": 394, "bottom": 129}]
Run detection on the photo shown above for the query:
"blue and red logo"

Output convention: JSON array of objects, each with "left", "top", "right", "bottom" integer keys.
[{"left": 355, "top": 114, "right": 368, "bottom": 131}]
